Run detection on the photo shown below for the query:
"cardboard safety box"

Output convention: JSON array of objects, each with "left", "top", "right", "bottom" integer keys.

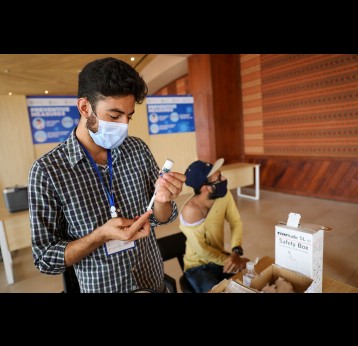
[
  {"left": 275, "top": 213, "right": 328, "bottom": 293},
  {"left": 210, "top": 212, "right": 329, "bottom": 293}
]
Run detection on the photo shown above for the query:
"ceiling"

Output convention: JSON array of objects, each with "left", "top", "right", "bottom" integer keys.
[{"left": 0, "top": 54, "right": 156, "bottom": 96}]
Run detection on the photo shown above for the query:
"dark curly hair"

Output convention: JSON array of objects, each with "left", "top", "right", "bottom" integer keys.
[{"left": 78, "top": 57, "right": 148, "bottom": 108}]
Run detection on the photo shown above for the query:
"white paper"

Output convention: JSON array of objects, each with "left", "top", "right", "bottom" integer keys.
[
  {"left": 224, "top": 280, "right": 256, "bottom": 293},
  {"left": 105, "top": 239, "right": 135, "bottom": 255},
  {"left": 287, "top": 212, "right": 301, "bottom": 228}
]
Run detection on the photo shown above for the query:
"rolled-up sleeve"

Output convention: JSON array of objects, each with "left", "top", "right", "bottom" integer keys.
[
  {"left": 28, "top": 161, "right": 68, "bottom": 274},
  {"left": 150, "top": 200, "right": 178, "bottom": 227}
]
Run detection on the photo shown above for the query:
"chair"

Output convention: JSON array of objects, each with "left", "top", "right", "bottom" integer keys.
[
  {"left": 62, "top": 266, "right": 81, "bottom": 293},
  {"left": 62, "top": 267, "right": 159, "bottom": 293},
  {"left": 156, "top": 232, "right": 195, "bottom": 293}
]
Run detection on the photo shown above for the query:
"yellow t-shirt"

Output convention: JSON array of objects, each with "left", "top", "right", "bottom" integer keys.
[{"left": 179, "top": 192, "right": 243, "bottom": 271}]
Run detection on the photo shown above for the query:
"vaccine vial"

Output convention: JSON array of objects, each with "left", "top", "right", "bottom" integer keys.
[
  {"left": 160, "top": 159, "right": 174, "bottom": 175},
  {"left": 243, "top": 261, "right": 258, "bottom": 287}
]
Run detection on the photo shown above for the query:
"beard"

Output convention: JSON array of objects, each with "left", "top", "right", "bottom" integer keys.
[
  {"left": 208, "top": 192, "right": 219, "bottom": 200},
  {"left": 86, "top": 112, "right": 98, "bottom": 133}
]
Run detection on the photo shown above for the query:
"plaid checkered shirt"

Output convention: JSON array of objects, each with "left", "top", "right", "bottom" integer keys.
[{"left": 28, "top": 130, "right": 177, "bottom": 293}]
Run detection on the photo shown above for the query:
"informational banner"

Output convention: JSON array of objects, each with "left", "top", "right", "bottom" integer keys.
[
  {"left": 27, "top": 96, "right": 79, "bottom": 144},
  {"left": 146, "top": 95, "right": 195, "bottom": 135}
]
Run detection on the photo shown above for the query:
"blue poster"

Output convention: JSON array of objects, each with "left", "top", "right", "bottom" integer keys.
[
  {"left": 146, "top": 95, "right": 195, "bottom": 135},
  {"left": 27, "top": 96, "right": 79, "bottom": 144}
]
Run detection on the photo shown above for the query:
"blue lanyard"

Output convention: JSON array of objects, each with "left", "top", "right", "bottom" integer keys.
[{"left": 79, "top": 143, "right": 116, "bottom": 216}]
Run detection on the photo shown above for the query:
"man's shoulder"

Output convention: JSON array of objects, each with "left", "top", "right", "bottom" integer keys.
[
  {"left": 35, "top": 130, "right": 76, "bottom": 163},
  {"left": 121, "top": 136, "right": 150, "bottom": 153},
  {"left": 181, "top": 197, "right": 195, "bottom": 213},
  {"left": 34, "top": 142, "right": 64, "bottom": 163},
  {"left": 125, "top": 135, "right": 146, "bottom": 145},
  {"left": 31, "top": 137, "right": 76, "bottom": 175},
  {"left": 181, "top": 199, "right": 204, "bottom": 225}
]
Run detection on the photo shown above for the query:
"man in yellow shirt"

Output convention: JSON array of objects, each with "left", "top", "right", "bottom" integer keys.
[{"left": 179, "top": 158, "right": 249, "bottom": 292}]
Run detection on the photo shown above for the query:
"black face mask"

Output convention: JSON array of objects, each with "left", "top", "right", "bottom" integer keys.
[{"left": 208, "top": 180, "right": 228, "bottom": 199}]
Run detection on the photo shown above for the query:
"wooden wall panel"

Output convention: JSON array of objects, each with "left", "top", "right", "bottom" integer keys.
[
  {"left": 155, "top": 75, "right": 190, "bottom": 96},
  {"left": 241, "top": 54, "right": 358, "bottom": 158},
  {"left": 240, "top": 54, "right": 264, "bottom": 155},
  {"left": 240, "top": 54, "right": 358, "bottom": 203},
  {"left": 245, "top": 155, "right": 358, "bottom": 203},
  {"left": 188, "top": 54, "right": 216, "bottom": 163},
  {"left": 260, "top": 54, "right": 358, "bottom": 157},
  {"left": 187, "top": 54, "right": 243, "bottom": 163},
  {"left": 211, "top": 54, "right": 243, "bottom": 163}
]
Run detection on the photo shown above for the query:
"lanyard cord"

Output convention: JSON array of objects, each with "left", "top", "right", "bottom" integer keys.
[{"left": 79, "top": 143, "right": 115, "bottom": 210}]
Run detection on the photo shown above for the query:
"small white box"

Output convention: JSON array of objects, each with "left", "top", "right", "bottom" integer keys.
[{"left": 275, "top": 216, "right": 326, "bottom": 293}]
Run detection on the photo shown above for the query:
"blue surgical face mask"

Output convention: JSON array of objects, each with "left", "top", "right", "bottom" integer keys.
[
  {"left": 208, "top": 180, "right": 228, "bottom": 199},
  {"left": 89, "top": 120, "right": 128, "bottom": 149}
]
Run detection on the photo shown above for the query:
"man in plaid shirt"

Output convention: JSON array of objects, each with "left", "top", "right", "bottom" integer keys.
[{"left": 28, "top": 57, "right": 185, "bottom": 293}]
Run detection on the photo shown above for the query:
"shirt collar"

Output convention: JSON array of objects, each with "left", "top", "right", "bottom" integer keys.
[
  {"left": 66, "top": 129, "right": 85, "bottom": 167},
  {"left": 66, "top": 128, "right": 122, "bottom": 167}
]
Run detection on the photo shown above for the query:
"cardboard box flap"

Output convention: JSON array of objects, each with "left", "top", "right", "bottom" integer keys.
[
  {"left": 299, "top": 223, "right": 332, "bottom": 232},
  {"left": 210, "top": 279, "right": 230, "bottom": 293},
  {"left": 209, "top": 279, "right": 256, "bottom": 293},
  {"left": 278, "top": 211, "right": 332, "bottom": 233},
  {"left": 277, "top": 221, "right": 331, "bottom": 233}
]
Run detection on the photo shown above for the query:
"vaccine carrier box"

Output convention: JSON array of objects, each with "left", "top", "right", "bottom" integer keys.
[{"left": 275, "top": 213, "right": 327, "bottom": 293}]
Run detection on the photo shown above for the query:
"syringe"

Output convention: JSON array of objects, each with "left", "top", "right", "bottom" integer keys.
[{"left": 146, "top": 159, "right": 174, "bottom": 211}]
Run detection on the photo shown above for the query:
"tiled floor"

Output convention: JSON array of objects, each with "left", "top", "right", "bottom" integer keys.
[{"left": 1, "top": 189, "right": 357, "bottom": 293}]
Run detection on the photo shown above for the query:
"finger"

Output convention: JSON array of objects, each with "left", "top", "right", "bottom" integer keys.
[
  {"left": 225, "top": 263, "right": 235, "bottom": 273},
  {"left": 124, "top": 216, "right": 151, "bottom": 241},
  {"left": 162, "top": 173, "right": 186, "bottom": 189},
  {"left": 223, "top": 262, "right": 230, "bottom": 273},
  {"left": 110, "top": 217, "right": 133, "bottom": 228},
  {"left": 160, "top": 173, "right": 183, "bottom": 196},
  {"left": 167, "top": 171, "right": 186, "bottom": 183},
  {"left": 239, "top": 262, "right": 247, "bottom": 271},
  {"left": 119, "top": 216, "right": 151, "bottom": 241},
  {"left": 126, "top": 227, "right": 151, "bottom": 241},
  {"left": 128, "top": 210, "right": 152, "bottom": 233}
]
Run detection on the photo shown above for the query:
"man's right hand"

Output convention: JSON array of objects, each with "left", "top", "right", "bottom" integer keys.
[
  {"left": 64, "top": 210, "right": 153, "bottom": 268},
  {"left": 99, "top": 210, "right": 152, "bottom": 242},
  {"left": 223, "top": 254, "right": 250, "bottom": 273}
]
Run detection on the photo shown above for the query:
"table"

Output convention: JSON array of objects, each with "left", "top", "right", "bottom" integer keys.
[
  {"left": 221, "top": 163, "right": 260, "bottom": 200},
  {"left": 232, "top": 256, "right": 358, "bottom": 293},
  {"left": 0, "top": 207, "right": 31, "bottom": 284}
]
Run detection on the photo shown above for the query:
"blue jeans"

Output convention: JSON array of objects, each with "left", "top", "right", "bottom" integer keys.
[{"left": 185, "top": 263, "right": 233, "bottom": 293}]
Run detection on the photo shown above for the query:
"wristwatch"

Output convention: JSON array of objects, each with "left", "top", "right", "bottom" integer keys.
[{"left": 232, "top": 246, "right": 243, "bottom": 256}]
